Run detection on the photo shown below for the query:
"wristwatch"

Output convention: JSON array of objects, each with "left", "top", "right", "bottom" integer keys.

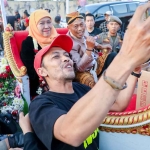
[{"left": 131, "top": 71, "right": 141, "bottom": 78}]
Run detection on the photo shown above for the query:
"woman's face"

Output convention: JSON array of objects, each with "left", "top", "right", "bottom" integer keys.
[{"left": 37, "top": 17, "right": 52, "bottom": 37}]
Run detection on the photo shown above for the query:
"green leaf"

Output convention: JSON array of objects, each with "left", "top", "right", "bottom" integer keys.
[{"left": 21, "top": 94, "right": 29, "bottom": 115}]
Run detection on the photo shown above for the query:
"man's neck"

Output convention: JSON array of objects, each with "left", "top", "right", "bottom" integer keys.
[
  {"left": 109, "top": 32, "right": 117, "bottom": 37},
  {"left": 87, "top": 27, "right": 94, "bottom": 33},
  {"left": 47, "top": 79, "right": 74, "bottom": 94}
]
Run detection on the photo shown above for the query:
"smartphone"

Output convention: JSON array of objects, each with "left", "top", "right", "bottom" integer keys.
[{"left": 144, "top": 8, "right": 150, "bottom": 20}]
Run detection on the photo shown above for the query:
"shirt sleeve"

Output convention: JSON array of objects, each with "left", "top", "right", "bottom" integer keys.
[
  {"left": 29, "top": 97, "right": 67, "bottom": 150},
  {"left": 24, "top": 132, "right": 41, "bottom": 150},
  {"left": 96, "top": 33, "right": 103, "bottom": 44},
  {"left": 70, "top": 46, "right": 94, "bottom": 72},
  {"left": 24, "top": 132, "right": 48, "bottom": 150}
]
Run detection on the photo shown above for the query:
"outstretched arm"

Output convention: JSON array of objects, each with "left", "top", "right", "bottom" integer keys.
[
  {"left": 29, "top": 4, "right": 150, "bottom": 148},
  {"left": 70, "top": 36, "right": 95, "bottom": 72},
  {"left": 53, "top": 4, "right": 150, "bottom": 146},
  {"left": 110, "top": 67, "right": 141, "bottom": 112}
]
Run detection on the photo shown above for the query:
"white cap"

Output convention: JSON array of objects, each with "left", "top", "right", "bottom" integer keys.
[{"left": 104, "top": 11, "right": 113, "bottom": 16}]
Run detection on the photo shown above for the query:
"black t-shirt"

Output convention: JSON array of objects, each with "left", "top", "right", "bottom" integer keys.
[
  {"left": 24, "top": 132, "right": 46, "bottom": 150},
  {"left": 88, "top": 28, "right": 102, "bottom": 37},
  {"left": 29, "top": 82, "right": 99, "bottom": 150}
]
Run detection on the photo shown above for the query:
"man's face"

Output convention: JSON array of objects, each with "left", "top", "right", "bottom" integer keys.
[
  {"left": 105, "top": 14, "right": 110, "bottom": 21},
  {"left": 68, "top": 18, "right": 85, "bottom": 39},
  {"left": 40, "top": 47, "right": 75, "bottom": 81},
  {"left": 85, "top": 16, "right": 95, "bottom": 29},
  {"left": 37, "top": 17, "right": 52, "bottom": 37},
  {"left": 107, "top": 22, "right": 120, "bottom": 34}
]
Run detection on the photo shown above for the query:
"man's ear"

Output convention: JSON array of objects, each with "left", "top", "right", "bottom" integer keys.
[
  {"left": 117, "top": 25, "right": 120, "bottom": 31},
  {"left": 37, "top": 67, "right": 48, "bottom": 78}
]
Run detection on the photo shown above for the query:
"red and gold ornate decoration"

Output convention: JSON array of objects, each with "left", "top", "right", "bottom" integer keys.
[
  {"left": 100, "top": 105, "right": 150, "bottom": 136},
  {"left": 3, "top": 24, "right": 27, "bottom": 78},
  {"left": 100, "top": 124, "right": 150, "bottom": 136}
]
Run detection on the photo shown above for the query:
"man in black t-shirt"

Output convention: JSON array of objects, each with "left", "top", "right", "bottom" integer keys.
[
  {"left": 27, "top": 27, "right": 143, "bottom": 150},
  {"left": 85, "top": 13, "right": 102, "bottom": 37},
  {"left": 30, "top": 35, "right": 100, "bottom": 150}
]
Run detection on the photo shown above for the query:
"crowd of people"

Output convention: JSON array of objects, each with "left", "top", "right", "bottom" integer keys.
[
  {"left": 0, "top": 7, "right": 124, "bottom": 56},
  {"left": 0, "top": 2, "right": 150, "bottom": 150}
]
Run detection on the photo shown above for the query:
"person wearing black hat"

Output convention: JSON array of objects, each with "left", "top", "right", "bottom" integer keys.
[
  {"left": 96, "top": 16, "right": 123, "bottom": 53},
  {"left": 53, "top": 15, "right": 62, "bottom": 28}
]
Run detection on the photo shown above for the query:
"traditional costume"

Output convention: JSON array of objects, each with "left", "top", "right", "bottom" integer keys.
[{"left": 66, "top": 12, "right": 116, "bottom": 88}]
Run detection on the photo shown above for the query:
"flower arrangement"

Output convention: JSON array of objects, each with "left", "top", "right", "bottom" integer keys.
[{"left": 0, "top": 57, "right": 27, "bottom": 119}]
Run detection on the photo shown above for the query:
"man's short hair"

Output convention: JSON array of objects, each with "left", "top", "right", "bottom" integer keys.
[
  {"left": 55, "top": 16, "right": 61, "bottom": 23},
  {"left": 85, "top": 13, "right": 95, "bottom": 20}
]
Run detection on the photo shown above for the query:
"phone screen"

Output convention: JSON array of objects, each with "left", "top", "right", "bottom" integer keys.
[
  {"left": 142, "top": 10, "right": 149, "bottom": 21},
  {"left": 145, "top": 8, "right": 150, "bottom": 19}
]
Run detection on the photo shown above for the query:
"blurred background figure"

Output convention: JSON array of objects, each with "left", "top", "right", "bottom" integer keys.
[
  {"left": 15, "top": 10, "right": 20, "bottom": 21},
  {"left": 21, "top": 10, "right": 30, "bottom": 30},
  {"left": 24, "top": 18, "right": 29, "bottom": 31},
  {"left": 0, "top": 16, "right": 3, "bottom": 55},
  {"left": 77, "top": 0, "right": 87, "bottom": 11},
  {"left": 23, "top": 10, "right": 30, "bottom": 19},
  {"left": 14, "top": 10, "right": 21, "bottom": 31},
  {"left": 45, "top": 9, "right": 51, "bottom": 13},
  {"left": 0, "top": 16, "right": 3, "bottom": 32},
  {"left": 54, "top": 15, "right": 62, "bottom": 28},
  {"left": 99, "top": 11, "right": 112, "bottom": 33},
  {"left": 4, "top": 0, "right": 8, "bottom": 7},
  {"left": 85, "top": 13, "right": 101, "bottom": 37}
]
